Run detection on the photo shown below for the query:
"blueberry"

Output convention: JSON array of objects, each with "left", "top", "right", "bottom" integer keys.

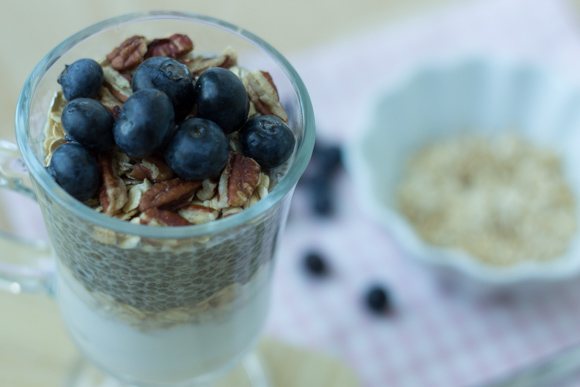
[
  {"left": 311, "top": 175, "right": 334, "bottom": 216},
  {"left": 47, "top": 143, "right": 100, "bottom": 201},
  {"left": 303, "top": 250, "right": 329, "bottom": 277},
  {"left": 61, "top": 98, "right": 115, "bottom": 153},
  {"left": 57, "top": 58, "right": 104, "bottom": 101},
  {"left": 132, "top": 57, "right": 195, "bottom": 121},
  {"left": 114, "top": 89, "right": 175, "bottom": 158},
  {"left": 164, "top": 118, "right": 229, "bottom": 181},
  {"left": 365, "top": 285, "right": 391, "bottom": 314},
  {"left": 194, "top": 67, "right": 249, "bottom": 134},
  {"left": 239, "top": 115, "right": 295, "bottom": 168},
  {"left": 314, "top": 143, "right": 343, "bottom": 174}
]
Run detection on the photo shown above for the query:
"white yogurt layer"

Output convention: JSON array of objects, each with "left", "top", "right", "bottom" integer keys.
[{"left": 57, "top": 263, "right": 270, "bottom": 385}]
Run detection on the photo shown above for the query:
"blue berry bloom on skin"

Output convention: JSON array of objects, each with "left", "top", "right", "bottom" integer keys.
[
  {"left": 58, "top": 58, "right": 104, "bottom": 101},
  {"left": 114, "top": 89, "right": 176, "bottom": 159},
  {"left": 61, "top": 98, "right": 115, "bottom": 153},
  {"left": 194, "top": 67, "right": 249, "bottom": 134},
  {"left": 239, "top": 115, "right": 295, "bottom": 169},
  {"left": 47, "top": 143, "right": 100, "bottom": 201},
  {"left": 164, "top": 118, "right": 229, "bottom": 181},
  {"left": 132, "top": 56, "right": 195, "bottom": 121}
]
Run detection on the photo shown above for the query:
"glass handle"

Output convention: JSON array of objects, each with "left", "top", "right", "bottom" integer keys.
[
  {"left": 0, "top": 140, "right": 54, "bottom": 295},
  {"left": 0, "top": 139, "right": 36, "bottom": 199}
]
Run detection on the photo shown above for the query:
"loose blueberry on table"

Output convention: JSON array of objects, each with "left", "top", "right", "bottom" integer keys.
[
  {"left": 299, "top": 141, "right": 344, "bottom": 217},
  {"left": 365, "top": 285, "right": 391, "bottom": 314},
  {"left": 303, "top": 250, "right": 329, "bottom": 277}
]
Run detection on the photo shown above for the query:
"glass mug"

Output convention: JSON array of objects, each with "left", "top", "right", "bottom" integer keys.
[{"left": 0, "top": 11, "right": 315, "bottom": 387}]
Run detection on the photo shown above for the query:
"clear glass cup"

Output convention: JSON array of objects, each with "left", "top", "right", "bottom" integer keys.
[{"left": 1, "top": 11, "right": 315, "bottom": 387}]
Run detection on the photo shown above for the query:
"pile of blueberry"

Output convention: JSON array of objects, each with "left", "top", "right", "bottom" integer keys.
[{"left": 49, "top": 55, "right": 295, "bottom": 202}]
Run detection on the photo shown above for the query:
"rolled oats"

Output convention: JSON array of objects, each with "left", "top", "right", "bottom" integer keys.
[{"left": 397, "top": 134, "right": 577, "bottom": 265}]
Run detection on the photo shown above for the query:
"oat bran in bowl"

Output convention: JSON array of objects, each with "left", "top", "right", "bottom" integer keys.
[{"left": 345, "top": 56, "right": 580, "bottom": 292}]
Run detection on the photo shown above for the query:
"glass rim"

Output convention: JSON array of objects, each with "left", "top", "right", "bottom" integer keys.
[{"left": 15, "top": 10, "right": 315, "bottom": 239}]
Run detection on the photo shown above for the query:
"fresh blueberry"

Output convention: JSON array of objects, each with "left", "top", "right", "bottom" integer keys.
[
  {"left": 47, "top": 143, "right": 100, "bottom": 201},
  {"left": 194, "top": 67, "right": 249, "bottom": 134},
  {"left": 114, "top": 89, "right": 176, "bottom": 158},
  {"left": 239, "top": 115, "right": 295, "bottom": 169},
  {"left": 303, "top": 250, "right": 329, "bottom": 277},
  {"left": 61, "top": 98, "right": 115, "bottom": 153},
  {"left": 311, "top": 175, "right": 334, "bottom": 216},
  {"left": 164, "top": 118, "right": 229, "bottom": 181},
  {"left": 314, "top": 143, "right": 343, "bottom": 174},
  {"left": 132, "top": 57, "right": 195, "bottom": 121},
  {"left": 365, "top": 285, "right": 391, "bottom": 314},
  {"left": 57, "top": 58, "right": 104, "bottom": 101}
]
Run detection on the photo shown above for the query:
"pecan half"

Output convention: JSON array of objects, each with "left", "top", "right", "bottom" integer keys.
[
  {"left": 102, "top": 66, "right": 133, "bottom": 103},
  {"left": 243, "top": 70, "right": 288, "bottom": 122},
  {"left": 98, "top": 87, "right": 123, "bottom": 119},
  {"left": 177, "top": 204, "right": 219, "bottom": 225},
  {"left": 145, "top": 34, "right": 194, "bottom": 59},
  {"left": 130, "top": 155, "right": 174, "bottom": 182},
  {"left": 123, "top": 179, "right": 152, "bottom": 213},
  {"left": 140, "top": 208, "right": 191, "bottom": 227},
  {"left": 183, "top": 48, "right": 237, "bottom": 76},
  {"left": 218, "top": 152, "right": 261, "bottom": 208},
  {"left": 106, "top": 36, "right": 148, "bottom": 71},
  {"left": 139, "top": 178, "right": 201, "bottom": 212},
  {"left": 99, "top": 153, "right": 128, "bottom": 215},
  {"left": 222, "top": 207, "right": 243, "bottom": 218}
]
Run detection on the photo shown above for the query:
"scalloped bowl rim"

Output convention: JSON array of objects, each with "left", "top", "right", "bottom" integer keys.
[{"left": 345, "top": 55, "right": 580, "bottom": 286}]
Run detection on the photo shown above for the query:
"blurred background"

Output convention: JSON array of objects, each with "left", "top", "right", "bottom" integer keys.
[{"left": 5, "top": 0, "right": 580, "bottom": 386}]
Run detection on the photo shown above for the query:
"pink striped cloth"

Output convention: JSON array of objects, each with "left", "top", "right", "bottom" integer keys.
[{"left": 266, "top": 0, "right": 580, "bottom": 386}]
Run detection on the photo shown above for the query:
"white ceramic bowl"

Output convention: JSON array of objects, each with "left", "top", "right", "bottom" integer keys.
[{"left": 345, "top": 57, "right": 580, "bottom": 292}]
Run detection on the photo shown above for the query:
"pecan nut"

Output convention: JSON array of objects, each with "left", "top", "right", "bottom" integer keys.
[
  {"left": 102, "top": 66, "right": 133, "bottom": 103},
  {"left": 218, "top": 152, "right": 261, "bottom": 208},
  {"left": 146, "top": 34, "right": 194, "bottom": 59},
  {"left": 130, "top": 155, "right": 174, "bottom": 182},
  {"left": 183, "top": 47, "right": 237, "bottom": 76},
  {"left": 177, "top": 204, "right": 219, "bottom": 225},
  {"left": 140, "top": 208, "right": 191, "bottom": 227},
  {"left": 222, "top": 207, "right": 243, "bottom": 218},
  {"left": 243, "top": 70, "right": 288, "bottom": 122},
  {"left": 106, "top": 36, "right": 148, "bottom": 71},
  {"left": 139, "top": 178, "right": 201, "bottom": 212},
  {"left": 99, "top": 153, "right": 128, "bottom": 215},
  {"left": 196, "top": 178, "right": 218, "bottom": 201}
]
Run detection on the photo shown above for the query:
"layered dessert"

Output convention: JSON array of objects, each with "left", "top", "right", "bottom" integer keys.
[{"left": 41, "top": 32, "right": 296, "bottom": 384}]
